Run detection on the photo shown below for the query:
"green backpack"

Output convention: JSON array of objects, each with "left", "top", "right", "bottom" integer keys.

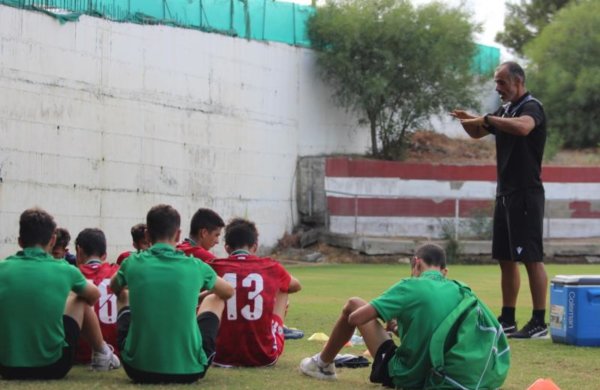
[{"left": 424, "top": 281, "right": 510, "bottom": 390}]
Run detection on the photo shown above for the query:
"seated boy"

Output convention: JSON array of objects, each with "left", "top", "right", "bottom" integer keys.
[
  {"left": 0, "top": 208, "right": 119, "bottom": 380},
  {"left": 110, "top": 204, "right": 234, "bottom": 384},
  {"left": 209, "top": 218, "right": 302, "bottom": 367},
  {"left": 74, "top": 228, "right": 121, "bottom": 363},
  {"left": 52, "top": 227, "right": 77, "bottom": 266},
  {"left": 116, "top": 223, "right": 149, "bottom": 265},
  {"left": 177, "top": 208, "right": 225, "bottom": 262},
  {"left": 299, "top": 243, "right": 509, "bottom": 389}
]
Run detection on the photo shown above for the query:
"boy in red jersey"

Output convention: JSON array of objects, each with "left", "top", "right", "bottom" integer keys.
[
  {"left": 177, "top": 208, "right": 225, "bottom": 262},
  {"left": 116, "top": 223, "right": 149, "bottom": 265},
  {"left": 75, "top": 228, "right": 120, "bottom": 364},
  {"left": 210, "top": 218, "right": 302, "bottom": 367}
]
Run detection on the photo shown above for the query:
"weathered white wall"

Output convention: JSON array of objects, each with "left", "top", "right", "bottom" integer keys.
[{"left": 0, "top": 5, "right": 369, "bottom": 259}]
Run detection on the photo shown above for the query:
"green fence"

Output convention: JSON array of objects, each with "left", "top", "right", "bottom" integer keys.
[
  {"left": 0, "top": 0, "right": 315, "bottom": 46},
  {"left": 0, "top": 0, "right": 499, "bottom": 74}
]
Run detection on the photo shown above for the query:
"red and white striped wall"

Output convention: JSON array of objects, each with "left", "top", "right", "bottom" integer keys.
[{"left": 325, "top": 158, "right": 600, "bottom": 239}]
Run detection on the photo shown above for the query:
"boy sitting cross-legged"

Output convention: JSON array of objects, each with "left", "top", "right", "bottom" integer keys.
[
  {"left": 110, "top": 204, "right": 234, "bottom": 384},
  {"left": 209, "top": 218, "right": 302, "bottom": 367}
]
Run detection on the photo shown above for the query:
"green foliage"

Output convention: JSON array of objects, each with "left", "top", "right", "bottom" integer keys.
[
  {"left": 526, "top": 0, "right": 600, "bottom": 148},
  {"left": 308, "top": 0, "right": 479, "bottom": 158},
  {"left": 495, "top": 0, "right": 571, "bottom": 55},
  {"left": 466, "top": 206, "right": 493, "bottom": 240},
  {"left": 543, "top": 129, "right": 565, "bottom": 161},
  {"left": 439, "top": 219, "right": 462, "bottom": 263}
]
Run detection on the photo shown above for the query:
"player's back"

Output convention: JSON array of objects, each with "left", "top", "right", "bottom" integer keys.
[
  {"left": 210, "top": 253, "right": 291, "bottom": 367},
  {"left": 76, "top": 261, "right": 120, "bottom": 362}
]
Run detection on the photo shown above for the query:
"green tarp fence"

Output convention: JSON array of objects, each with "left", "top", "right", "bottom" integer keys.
[{"left": 0, "top": 0, "right": 499, "bottom": 75}]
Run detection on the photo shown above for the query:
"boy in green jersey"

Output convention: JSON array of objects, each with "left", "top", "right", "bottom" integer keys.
[
  {"left": 110, "top": 204, "right": 234, "bottom": 384},
  {"left": 0, "top": 208, "right": 120, "bottom": 380},
  {"left": 300, "top": 243, "right": 509, "bottom": 389}
]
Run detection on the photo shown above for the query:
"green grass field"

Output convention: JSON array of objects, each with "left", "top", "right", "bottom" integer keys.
[{"left": 2, "top": 263, "right": 599, "bottom": 389}]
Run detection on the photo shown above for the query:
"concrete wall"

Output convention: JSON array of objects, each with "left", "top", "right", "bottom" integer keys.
[
  {"left": 314, "top": 157, "right": 600, "bottom": 239},
  {"left": 0, "top": 6, "right": 369, "bottom": 259}
]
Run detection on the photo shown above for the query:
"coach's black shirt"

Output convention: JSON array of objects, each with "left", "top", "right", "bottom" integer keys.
[{"left": 487, "top": 92, "right": 546, "bottom": 196}]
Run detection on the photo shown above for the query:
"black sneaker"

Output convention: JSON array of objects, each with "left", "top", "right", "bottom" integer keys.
[
  {"left": 283, "top": 326, "right": 304, "bottom": 340},
  {"left": 509, "top": 320, "right": 548, "bottom": 339},
  {"left": 497, "top": 317, "right": 517, "bottom": 336}
]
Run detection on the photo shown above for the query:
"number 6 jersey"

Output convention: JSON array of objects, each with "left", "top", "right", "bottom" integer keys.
[
  {"left": 209, "top": 253, "right": 292, "bottom": 367},
  {"left": 76, "top": 259, "right": 120, "bottom": 363}
]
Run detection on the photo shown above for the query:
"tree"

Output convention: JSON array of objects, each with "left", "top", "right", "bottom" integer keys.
[
  {"left": 525, "top": 0, "right": 600, "bottom": 148},
  {"left": 307, "top": 0, "right": 479, "bottom": 159},
  {"left": 495, "top": 0, "right": 571, "bottom": 56}
]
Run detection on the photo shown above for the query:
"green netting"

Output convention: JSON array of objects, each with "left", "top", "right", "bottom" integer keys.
[
  {"left": 0, "top": 0, "right": 498, "bottom": 74},
  {"left": 0, "top": 0, "right": 315, "bottom": 46},
  {"left": 473, "top": 44, "right": 501, "bottom": 76}
]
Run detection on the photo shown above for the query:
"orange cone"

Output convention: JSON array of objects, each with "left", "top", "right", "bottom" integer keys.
[{"left": 527, "top": 378, "right": 561, "bottom": 390}]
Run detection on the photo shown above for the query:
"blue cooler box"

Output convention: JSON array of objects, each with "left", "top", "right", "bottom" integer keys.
[{"left": 550, "top": 275, "right": 600, "bottom": 347}]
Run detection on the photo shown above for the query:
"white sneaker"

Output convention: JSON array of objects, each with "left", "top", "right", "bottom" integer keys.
[
  {"left": 300, "top": 354, "right": 337, "bottom": 381},
  {"left": 91, "top": 343, "right": 121, "bottom": 371}
]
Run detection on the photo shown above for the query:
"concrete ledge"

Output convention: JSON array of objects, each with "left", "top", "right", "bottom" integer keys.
[{"left": 320, "top": 233, "right": 600, "bottom": 260}]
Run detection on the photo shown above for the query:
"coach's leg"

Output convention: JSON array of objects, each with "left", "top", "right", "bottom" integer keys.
[
  {"left": 524, "top": 262, "right": 547, "bottom": 311},
  {"left": 499, "top": 260, "right": 520, "bottom": 308}
]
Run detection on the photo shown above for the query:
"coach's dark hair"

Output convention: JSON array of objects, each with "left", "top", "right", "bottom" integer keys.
[
  {"left": 190, "top": 208, "right": 225, "bottom": 237},
  {"left": 225, "top": 218, "right": 258, "bottom": 250},
  {"left": 415, "top": 243, "right": 446, "bottom": 269},
  {"left": 130, "top": 223, "right": 147, "bottom": 244},
  {"left": 19, "top": 208, "right": 57, "bottom": 248},
  {"left": 146, "top": 204, "right": 180, "bottom": 243},
  {"left": 499, "top": 61, "right": 525, "bottom": 84},
  {"left": 54, "top": 227, "right": 71, "bottom": 249},
  {"left": 75, "top": 228, "right": 107, "bottom": 257}
]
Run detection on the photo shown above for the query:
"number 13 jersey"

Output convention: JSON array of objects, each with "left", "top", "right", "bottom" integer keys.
[{"left": 209, "top": 253, "right": 291, "bottom": 367}]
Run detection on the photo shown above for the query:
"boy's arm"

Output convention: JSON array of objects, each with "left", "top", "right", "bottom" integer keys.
[
  {"left": 209, "top": 276, "right": 234, "bottom": 300},
  {"left": 347, "top": 303, "right": 379, "bottom": 327},
  {"left": 287, "top": 276, "right": 302, "bottom": 293},
  {"left": 78, "top": 281, "right": 101, "bottom": 306},
  {"left": 110, "top": 273, "right": 124, "bottom": 296}
]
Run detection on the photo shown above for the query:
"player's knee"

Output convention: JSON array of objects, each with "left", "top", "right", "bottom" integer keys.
[{"left": 342, "top": 297, "right": 367, "bottom": 316}]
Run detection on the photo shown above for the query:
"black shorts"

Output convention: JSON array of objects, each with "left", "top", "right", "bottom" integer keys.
[
  {"left": 369, "top": 339, "right": 397, "bottom": 388},
  {"left": 0, "top": 315, "right": 80, "bottom": 380},
  {"left": 492, "top": 189, "right": 544, "bottom": 262},
  {"left": 117, "top": 307, "right": 219, "bottom": 384}
]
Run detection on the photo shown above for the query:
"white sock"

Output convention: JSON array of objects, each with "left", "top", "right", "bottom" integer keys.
[
  {"left": 98, "top": 342, "right": 111, "bottom": 355},
  {"left": 316, "top": 353, "right": 329, "bottom": 368}
]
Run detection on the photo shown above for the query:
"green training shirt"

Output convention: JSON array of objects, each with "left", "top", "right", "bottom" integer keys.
[
  {"left": 0, "top": 247, "right": 87, "bottom": 367},
  {"left": 370, "top": 270, "right": 463, "bottom": 389},
  {"left": 115, "top": 243, "right": 217, "bottom": 374}
]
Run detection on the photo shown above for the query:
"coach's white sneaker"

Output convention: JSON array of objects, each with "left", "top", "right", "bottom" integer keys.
[
  {"left": 91, "top": 343, "right": 121, "bottom": 371},
  {"left": 300, "top": 354, "right": 337, "bottom": 381}
]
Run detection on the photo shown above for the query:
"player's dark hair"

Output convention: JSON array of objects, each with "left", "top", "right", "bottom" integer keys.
[
  {"left": 130, "top": 223, "right": 147, "bottom": 244},
  {"left": 75, "top": 228, "right": 107, "bottom": 257},
  {"left": 499, "top": 61, "right": 525, "bottom": 84},
  {"left": 54, "top": 227, "right": 71, "bottom": 249},
  {"left": 225, "top": 218, "right": 258, "bottom": 250},
  {"left": 189, "top": 208, "right": 225, "bottom": 237},
  {"left": 19, "top": 208, "right": 57, "bottom": 248},
  {"left": 146, "top": 204, "right": 180, "bottom": 243},
  {"left": 415, "top": 243, "right": 446, "bottom": 269}
]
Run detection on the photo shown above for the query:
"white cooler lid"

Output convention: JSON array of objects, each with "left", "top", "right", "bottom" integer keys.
[{"left": 551, "top": 275, "right": 600, "bottom": 285}]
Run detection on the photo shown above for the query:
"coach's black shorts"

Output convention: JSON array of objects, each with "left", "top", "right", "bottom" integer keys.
[
  {"left": 369, "top": 339, "right": 396, "bottom": 388},
  {"left": 0, "top": 315, "right": 80, "bottom": 380},
  {"left": 492, "top": 188, "right": 544, "bottom": 262},
  {"left": 117, "top": 307, "right": 219, "bottom": 384}
]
